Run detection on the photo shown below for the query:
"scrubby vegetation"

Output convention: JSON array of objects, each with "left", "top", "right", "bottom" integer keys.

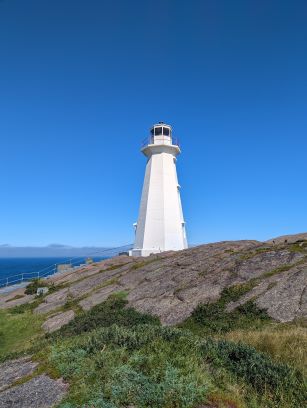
[
  {"left": 224, "top": 324, "right": 307, "bottom": 376},
  {"left": 49, "top": 325, "right": 211, "bottom": 408},
  {"left": 181, "top": 284, "right": 271, "bottom": 335},
  {"left": 25, "top": 277, "right": 57, "bottom": 295},
  {"left": 1, "top": 282, "right": 307, "bottom": 407},
  {"left": 52, "top": 296, "right": 160, "bottom": 338},
  {"left": 24, "top": 278, "right": 44, "bottom": 295},
  {"left": 45, "top": 311, "right": 306, "bottom": 407},
  {"left": 201, "top": 337, "right": 306, "bottom": 406}
]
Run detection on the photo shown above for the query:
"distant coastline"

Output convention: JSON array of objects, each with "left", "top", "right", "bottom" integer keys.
[
  {"left": 0, "top": 256, "right": 108, "bottom": 286},
  {"left": 0, "top": 245, "right": 130, "bottom": 258}
]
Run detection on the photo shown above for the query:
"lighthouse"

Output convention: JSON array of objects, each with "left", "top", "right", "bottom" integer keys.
[{"left": 131, "top": 122, "right": 188, "bottom": 257}]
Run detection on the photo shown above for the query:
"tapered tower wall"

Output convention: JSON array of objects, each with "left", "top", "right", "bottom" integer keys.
[{"left": 132, "top": 123, "right": 187, "bottom": 257}]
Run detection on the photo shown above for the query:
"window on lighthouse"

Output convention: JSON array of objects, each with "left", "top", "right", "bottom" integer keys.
[
  {"left": 163, "top": 127, "right": 170, "bottom": 136},
  {"left": 155, "top": 127, "right": 162, "bottom": 135}
]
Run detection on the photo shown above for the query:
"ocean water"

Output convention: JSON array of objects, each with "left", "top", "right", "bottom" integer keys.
[{"left": 0, "top": 257, "right": 107, "bottom": 287}]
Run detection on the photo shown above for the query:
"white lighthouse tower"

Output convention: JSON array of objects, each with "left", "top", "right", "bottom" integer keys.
[{"left": 131, "top": 122, "right": 188, "bottom": 257}]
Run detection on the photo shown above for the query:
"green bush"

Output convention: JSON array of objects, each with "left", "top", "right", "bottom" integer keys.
[
  {"left": 51, "top": 323, "right": 307, "bottom": 407},
  {"left": 201, "top": 338, "right": 307, "bottom": 406},
  {"left": 10, "top": 298, "right": 43, "bottom": 314},
  {"left": 192, "top": 299, "right": 269, "bottom": 333},
  {"left": 53, "top": 325, "right": 185, "bottom": 355},
  {"left": 185, "top": 284, "right": 271, "bottom": 334},
  {"left": 24, "top": 278, "right": 57, "bottom": 296},
  {"left": 24, "top": 278, "right": 43, "bottom": 295},
  {"left": 108, "top": 363, "right": 208, "bottom": 407},
  {"left": 51, "top": 325, "right": 211, "bottom": 408},
  {"left": 16, "top": 288, "right": 301, "bottom": 408},
  {"left": 53, "top": 297, "right": 160, "bottom": 338}
]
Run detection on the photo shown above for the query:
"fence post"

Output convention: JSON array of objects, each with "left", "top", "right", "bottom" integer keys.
[
  {"left": 21, "top": 273, "right": 24, "bottom": 282},
  {"left": 6, "top": 277, "right": 8, "bottom": 287}
]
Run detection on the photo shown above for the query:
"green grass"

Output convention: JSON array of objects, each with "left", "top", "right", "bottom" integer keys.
[
  {"left": 9, "top": 298, "right": 42, "bottom": 314},
  {"left": 1, "top": 279, "right": 306, "bottom": 408},
  {"left": 239, "top": 246, "right": 275, "bottom": 260},
  {"left": 260, "top": 255, "right": 307, "bottom": 279},
  {"left": 288, "top": 242, "right": 307, "bottom": 253},
  {"left": 47, "top": 322, "right": 307, "bottom": 408},
  {"left": 254, "top": 246, "right": 275, "bottom": 253},
  {"left": 238, "top": 242, "right": 306, "bottom": 261},
  {"left": 47, "top": 297, "right": 306, "bottom": 407},
  {"left": 99, "top": 262, "right": 129, "bottom": 272},
  {"left": 130, "top": 257, "right": 158, "bottom": 270},
  {"left": 97, "top": 264, "right": 124, "bottom": 274},
  {"left": 110, "top": 290, "right": 129, "bottom": 299},
  {"left": 59, "top": 278, "right": 123, "bottom": 314},
  {"left": 261, "top": 264, "right": 293, "bottom": 278},
  {"left": 0, "top": 290, "right": 305, "bottom": 407},
  {"left": 224, "top": 324, "right": 307, "bottom": 376},
  {"left": 0, "top": 309, "right": 44, "bottom": 360}
]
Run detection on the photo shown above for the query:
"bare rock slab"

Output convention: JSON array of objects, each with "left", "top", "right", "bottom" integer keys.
[
  {"left": 34, "top": 288, "right": 69, "bottom": 314},
  {"left": 42, "top": 310, "right": 75, "bottom": 333},
  {"left": 0, "top": 357, "right": 38, "bottom": 392},
  {"left": 0, "top": 289, "right": 35, "bottom": 310},
  {"left": 3, "top": 235, "right": 307, "bottom": 327},
  {"left": 79, "top": 284, "right": 121, "bottom": 311},
  {"left": 0, "top": 375, "right": 67, "bottom": 408}
]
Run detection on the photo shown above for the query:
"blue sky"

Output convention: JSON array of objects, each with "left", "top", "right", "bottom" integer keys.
[{"left": 0, "top": 0, "right": 306, "bottom": 247}]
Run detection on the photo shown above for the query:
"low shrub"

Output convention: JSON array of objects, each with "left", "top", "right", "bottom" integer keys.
[
  {"left": 108, "top": 363, "right": 208, "bottom": 408},
  {"left": 10, "top": 300, "right": 40, "bottom": 314},
  {"left": 51, "top": 323, "right": 306, "bottom": 407},
  {"left": 52, "top": 296, "right": 160, "bottom": 338},
  {"left": 220, "top": 282, "right": 256, "bottom": 302},
  {"left": 24, "top": 278, "right": 57, "bottom": 295},
  {"left": 51, "top": 325, "right": 211, "bottom": 408},
  {"left": 25, "top": 278, "right": 43, "bottom": 295},
  {"left": 224, "top": 325, "right": 307, "bottom": 375},
  {"left": 185, "top": 284, "right": 270, "bottom": 335},
  {"left": 201, "top": 338, "right": 307, "bottom": 406}
]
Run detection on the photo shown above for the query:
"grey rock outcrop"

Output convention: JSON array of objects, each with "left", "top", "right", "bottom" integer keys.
[
  {"left": 1, "top": 234, "right": 305, "bottom": 406},
  {"left": 1, "top": 234, "right": 306, "bottom": 326},
  {"left": 0, "top": 357, "right": 38, "bottom": 392},
  {"left": 42, "top": 310, "right": 75, "bottom": 333},
  {"left": 0, "top": 289, "right": 35, "bottom": 310},
  {"left": 266, "top": 232, "right": 307, "bottom": 244},
  {"left": 0, "top": 375, "right": 67, "bottom": 408},
  {"left": 0, "top": 358, "right": 67, "bottom": 407}
]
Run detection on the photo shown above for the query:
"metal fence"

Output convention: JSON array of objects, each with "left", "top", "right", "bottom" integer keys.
[
  {"left": 0, "top": 244, "right": 133, "bottom": 289},
  {"left": 0, "top": 266, "right": 57, "bottom": 288},
  {"left": 141, "top": 136, "right": 180, "bottom": 149}
]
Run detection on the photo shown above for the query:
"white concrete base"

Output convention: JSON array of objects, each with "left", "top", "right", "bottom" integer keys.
[{"left": 130, "top": 248, "right": 163, "bottom": 257}]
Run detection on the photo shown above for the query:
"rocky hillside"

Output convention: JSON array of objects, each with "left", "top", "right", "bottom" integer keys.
[
  {"left": 0, "top": 233, "right": 306, "bottom": 408},
  {"left": 1, "top": 233, "right": 307, "bottom": 330}
]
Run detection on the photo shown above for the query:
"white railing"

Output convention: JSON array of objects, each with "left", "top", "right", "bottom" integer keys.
[
  {"left": 141, "top": 136, "right": 180, "bottom": 149},
  {"left": 0, "top": 244, "right": 133, "bottom": 289}
]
